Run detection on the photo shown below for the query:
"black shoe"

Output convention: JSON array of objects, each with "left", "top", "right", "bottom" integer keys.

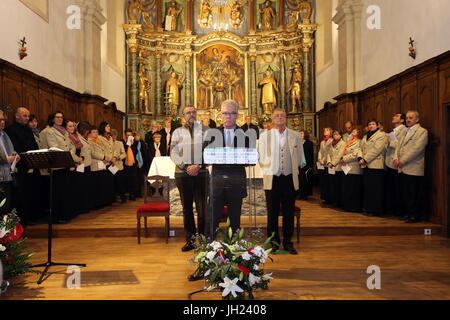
[
  {"left": 188, "top": 268, "right": 204, "bottom": 282},
  {"left": 400, "top": 216, "right": 410, "bottom": 221},
  {"left": 181, "top": 241, "right": 196, "bottom": 252},
  {"left": 284, "top": 244, "right": 298, "bottom": 255},
  {"left": 405, "top": 217, "right": 420, "bottom": 223},
  {"left": 121, "top": 198, "right": 127, "bottom": 204},
  {"left": 56, "top": 219, "right": 69, "bottom": 225},
  {"left": 129, "top": 195, "right": 136, "bottom": 201}
]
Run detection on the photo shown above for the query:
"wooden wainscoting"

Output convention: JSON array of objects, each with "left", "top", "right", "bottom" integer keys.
[
  {"left": 317, "top": 50, "right": 450, "bottom": 235},
  {"left": 0, "top": 58, "right": 125, "bottom": 137}
]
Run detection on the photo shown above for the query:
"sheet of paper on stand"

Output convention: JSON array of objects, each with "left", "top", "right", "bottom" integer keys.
[
  {"left": 328, "top": 167, "right": 336, "bottom": 175},
  {"left": 342, "top": 164, "right": 351, "bottom": 175},
  {"left": 108, "top": 165, "right": 119, "bottom": 175},
  {"left": 316, "top": 161, "right": 324, "bottom": 170},
  {"left": 76, "top": 163, "right": 85, "bottom": 173}
]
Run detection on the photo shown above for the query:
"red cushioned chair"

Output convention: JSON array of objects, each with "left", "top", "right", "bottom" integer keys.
[
  {"left": 279, "top": 204, "right": 301, "bottom": 244},
  {"left": 137, "top": 175, "right": 170, "bottom": 244}
]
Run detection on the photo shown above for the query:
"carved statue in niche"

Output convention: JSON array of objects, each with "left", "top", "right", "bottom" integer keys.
[
  {"left": 230, "top": 0, "right": 246, "bottom": 30},
  {"left": 259, "top": 0, "right": 275, "bottom": 31},
  {"left": 127, "top": 0, "right": 139, "bottom": 22},
  {"left": 165, "top": 0, "right": 182, "bottom": 31},
  {"left": 166, "top": 71, "right": 183, "bottom": 112},
  {"left": 139, "top": 64, "right": 152, "bottom": 114},
  {"left": 286, "top": 0, "right": 312, "bottom": 23},
  {"left": 127, "top": 0, "right": 156, "bottom": 27},
  {"left": 288, "top": 63, "right": 302, "bottom": 113},
  {"left": 197, "top": 45, "right": 245, "bottom": 111},
  {"left": 198, "top": 0, "right": 213, "bottom": 28},
  {"left": 258, "top": 68, "right": 278, "bottom": 114},
  {"left": 286, "top": 10, "right": 299, "bottom": 29}
]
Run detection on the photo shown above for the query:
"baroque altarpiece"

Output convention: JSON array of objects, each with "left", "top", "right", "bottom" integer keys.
[{"left": 124, "top": 0, "right": 317, "bottom": 136}]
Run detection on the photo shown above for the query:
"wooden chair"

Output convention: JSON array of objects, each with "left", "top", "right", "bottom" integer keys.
[
  {"left": 279, "top": 204, "right": 302, "bottom": 244},
  {"left": 136, "top": 175, "right": 170, "bottom": 244}
]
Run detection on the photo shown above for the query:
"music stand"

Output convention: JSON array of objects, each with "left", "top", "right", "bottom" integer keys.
[{"left": 20, "top": 151, "right": 86, "bottom": 284}]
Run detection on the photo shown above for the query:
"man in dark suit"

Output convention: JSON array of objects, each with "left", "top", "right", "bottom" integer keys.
[
  {"left": 159, "top": 118, "right": 174, "bottom": 156},
  {"left": 207, "top": 100, "right": 248, "bottom": 239},
  {"left": 204, "top": 111, "right": 216, "bottom": 128},
  {"left": 5, "top": 107, "right": 42, "bottom": 226},
  {"left": 298, "top": 130, "right": 314, "bottom": 200},
  {"left": 241, "top": 115, "right": 260, "bottom": 139}
]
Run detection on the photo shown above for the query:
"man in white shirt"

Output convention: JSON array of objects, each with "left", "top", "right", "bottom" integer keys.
[
  {"left": 393, "top": 110, "right": 428, "bottom": 223},
  {"left": 384, "top": 113, "right": 406, "bottom": 217},
  {"left": 258, "top": 109, "right": 303, "bottom": 254}
]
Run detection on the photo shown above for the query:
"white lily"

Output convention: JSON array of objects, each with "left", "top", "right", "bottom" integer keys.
[
  {"left": 219, "top": 277, "right": 244, "bottom": 298},
  {"left": 241, "top": 252, "right": 252, "bottom": 261},
  {"left": 204, "top": 269, "right": 211, "bottom": 276},
  {"left": 0, "top": 244, "right": 5, "bottom": 252},
  {"left": 253, "top": 264, "right": 259, "bottom": 271},
  {"left": 262, "top": 273, "right": 274, "bottom": 281},
  {"left": 0, "top": 227, "right": 8, "bottom": 239},
  {"left": 248, "top": 273, "right": 261, "bottom": 286},
  {"left": 206, "top": 251, "right": 216, "bottom": 262},
  {"left": 210, "top": 241, "right": 222, "bottom": 251}
]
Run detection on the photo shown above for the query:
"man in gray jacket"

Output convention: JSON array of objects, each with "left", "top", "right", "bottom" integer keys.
[
  {"left": 384, "top": 113, "right": 406, "bottom": 217},
  {"left": 394, "top": 110, "right": 428, "bottom": 223}
]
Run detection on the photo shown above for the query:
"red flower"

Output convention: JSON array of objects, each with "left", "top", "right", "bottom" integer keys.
[
  {"left": 218, "top": 250, "right": 225, "bottom": 259},
  {"left": 248, "top": 248, "right": 254, "bottom": 255},
  {"left": 0, "top": 237, "right": 7, "bottom": 244},
  {"left": 8, "top": 224, "right": 24, "bottom": 242},
  {"left": 238, "top": 265, "right": 249, "bottom": 276},
  {"left": 9, "top": 259, "right": 14, "bottom": 264}
]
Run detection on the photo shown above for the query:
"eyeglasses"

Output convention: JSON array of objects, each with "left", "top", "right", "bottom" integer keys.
[
  {"left": 0, "top": 118, "right": 5, "bottom": 122},
  {"left": 222, "top": 112, "right": 237, "bottom": 116},
  {"left": 184, "top": 111, "right": 197, "bottom": 115},
  {"left": 54, "top": 116, "right": 63, "bottom": 119}
]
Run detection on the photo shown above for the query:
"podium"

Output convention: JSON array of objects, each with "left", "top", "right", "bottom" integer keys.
[{"left": 20, "top": 151, "right": 86, "bottom": 284}]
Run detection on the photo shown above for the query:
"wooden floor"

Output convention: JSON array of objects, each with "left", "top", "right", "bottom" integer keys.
[
  {"left": 2, "top": 234, "right": 450, "bottom": 300},
  {"left": 24, "top": 193, "right": 442, "bottom": 238},
  {"left": 3, "top": 193, "right": 449, "bottom": 300}
]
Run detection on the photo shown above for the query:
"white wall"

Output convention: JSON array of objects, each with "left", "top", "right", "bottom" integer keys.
[
  {"left": 0, "top": 0, "right": 126, "bottom": 112},
  {"left": 361, "top": 0, "right": 450, "bottom": 89},
  {"left": 0, "top": 0, "right": 79, "bottom": 91},
  {"left": 315, "top": 0, "right": 450, "bottom": 111}
]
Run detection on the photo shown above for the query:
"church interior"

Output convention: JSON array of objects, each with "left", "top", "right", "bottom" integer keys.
[{"left": 0, "top": 0, "right": 450, "bottom": 302}]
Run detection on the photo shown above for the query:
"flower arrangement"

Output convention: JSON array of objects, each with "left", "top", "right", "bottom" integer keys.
[
  {"left": 0, "top": 198, "right": 36, "bottom": 294},
  {"left": 193, "top": 219, "right": 274, "bottom": 300},
  {"left": 256, "top": 114, "right": 271, "bottom": 129}
]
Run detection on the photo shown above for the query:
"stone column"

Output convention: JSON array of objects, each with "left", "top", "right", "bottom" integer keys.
[
  {"left": 124, "top": 24, "right": 142, "bottom": 114},
  {"left": 301, "top": 24, "right": 316, "bottom": 112},
  {"left": 75, "top": 0, "right": 106, "bottom": 95},
  {"left": 155, "top": 51, "right": 163, "bottom": 115},
  {"left": 184, "top": 54, "right": 193, "bottom": 106},
  {"left": 279, "top": 51, "right": 286, "bottom": 112}
]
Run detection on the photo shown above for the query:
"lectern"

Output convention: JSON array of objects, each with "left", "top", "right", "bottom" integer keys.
[{"left": 20, "top": 151, "right": 86, "bottom": 284}]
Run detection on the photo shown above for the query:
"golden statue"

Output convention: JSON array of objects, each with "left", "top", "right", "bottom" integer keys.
[
  {"left": 259, "top": 0, "right": 275, "bottom": 31},
  {"left": 139, "top": 64, "right": 151, "bottom": 114},
  {"left": 286, "top": 0, "right": 312, "bottom": 23},
  {"left": 166, "top": 0, "right": 182, "bottom": 31},
  {"left": 258, "top": 69, "right": 278, "bottom": 114},
  {"left": 286, "top": 10, "right": 299, "bottom": 29},
  {"left": 198, "top": 0, "right": 212, "bottom": 28},
  {"left": 230, "top": 0, "right": 246, "bottom": 30},
  {"left": 127, "top": 0, "right": 156, "bottom": 25},
  {"left": 127, "top": 0, "right": 139, "bottom": 22},
  {"left": 166, "top": 71, "right": 182, "bottom": 109},
  {"left": 288, "top": 64, "right": 302, "bottom": 113}
]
